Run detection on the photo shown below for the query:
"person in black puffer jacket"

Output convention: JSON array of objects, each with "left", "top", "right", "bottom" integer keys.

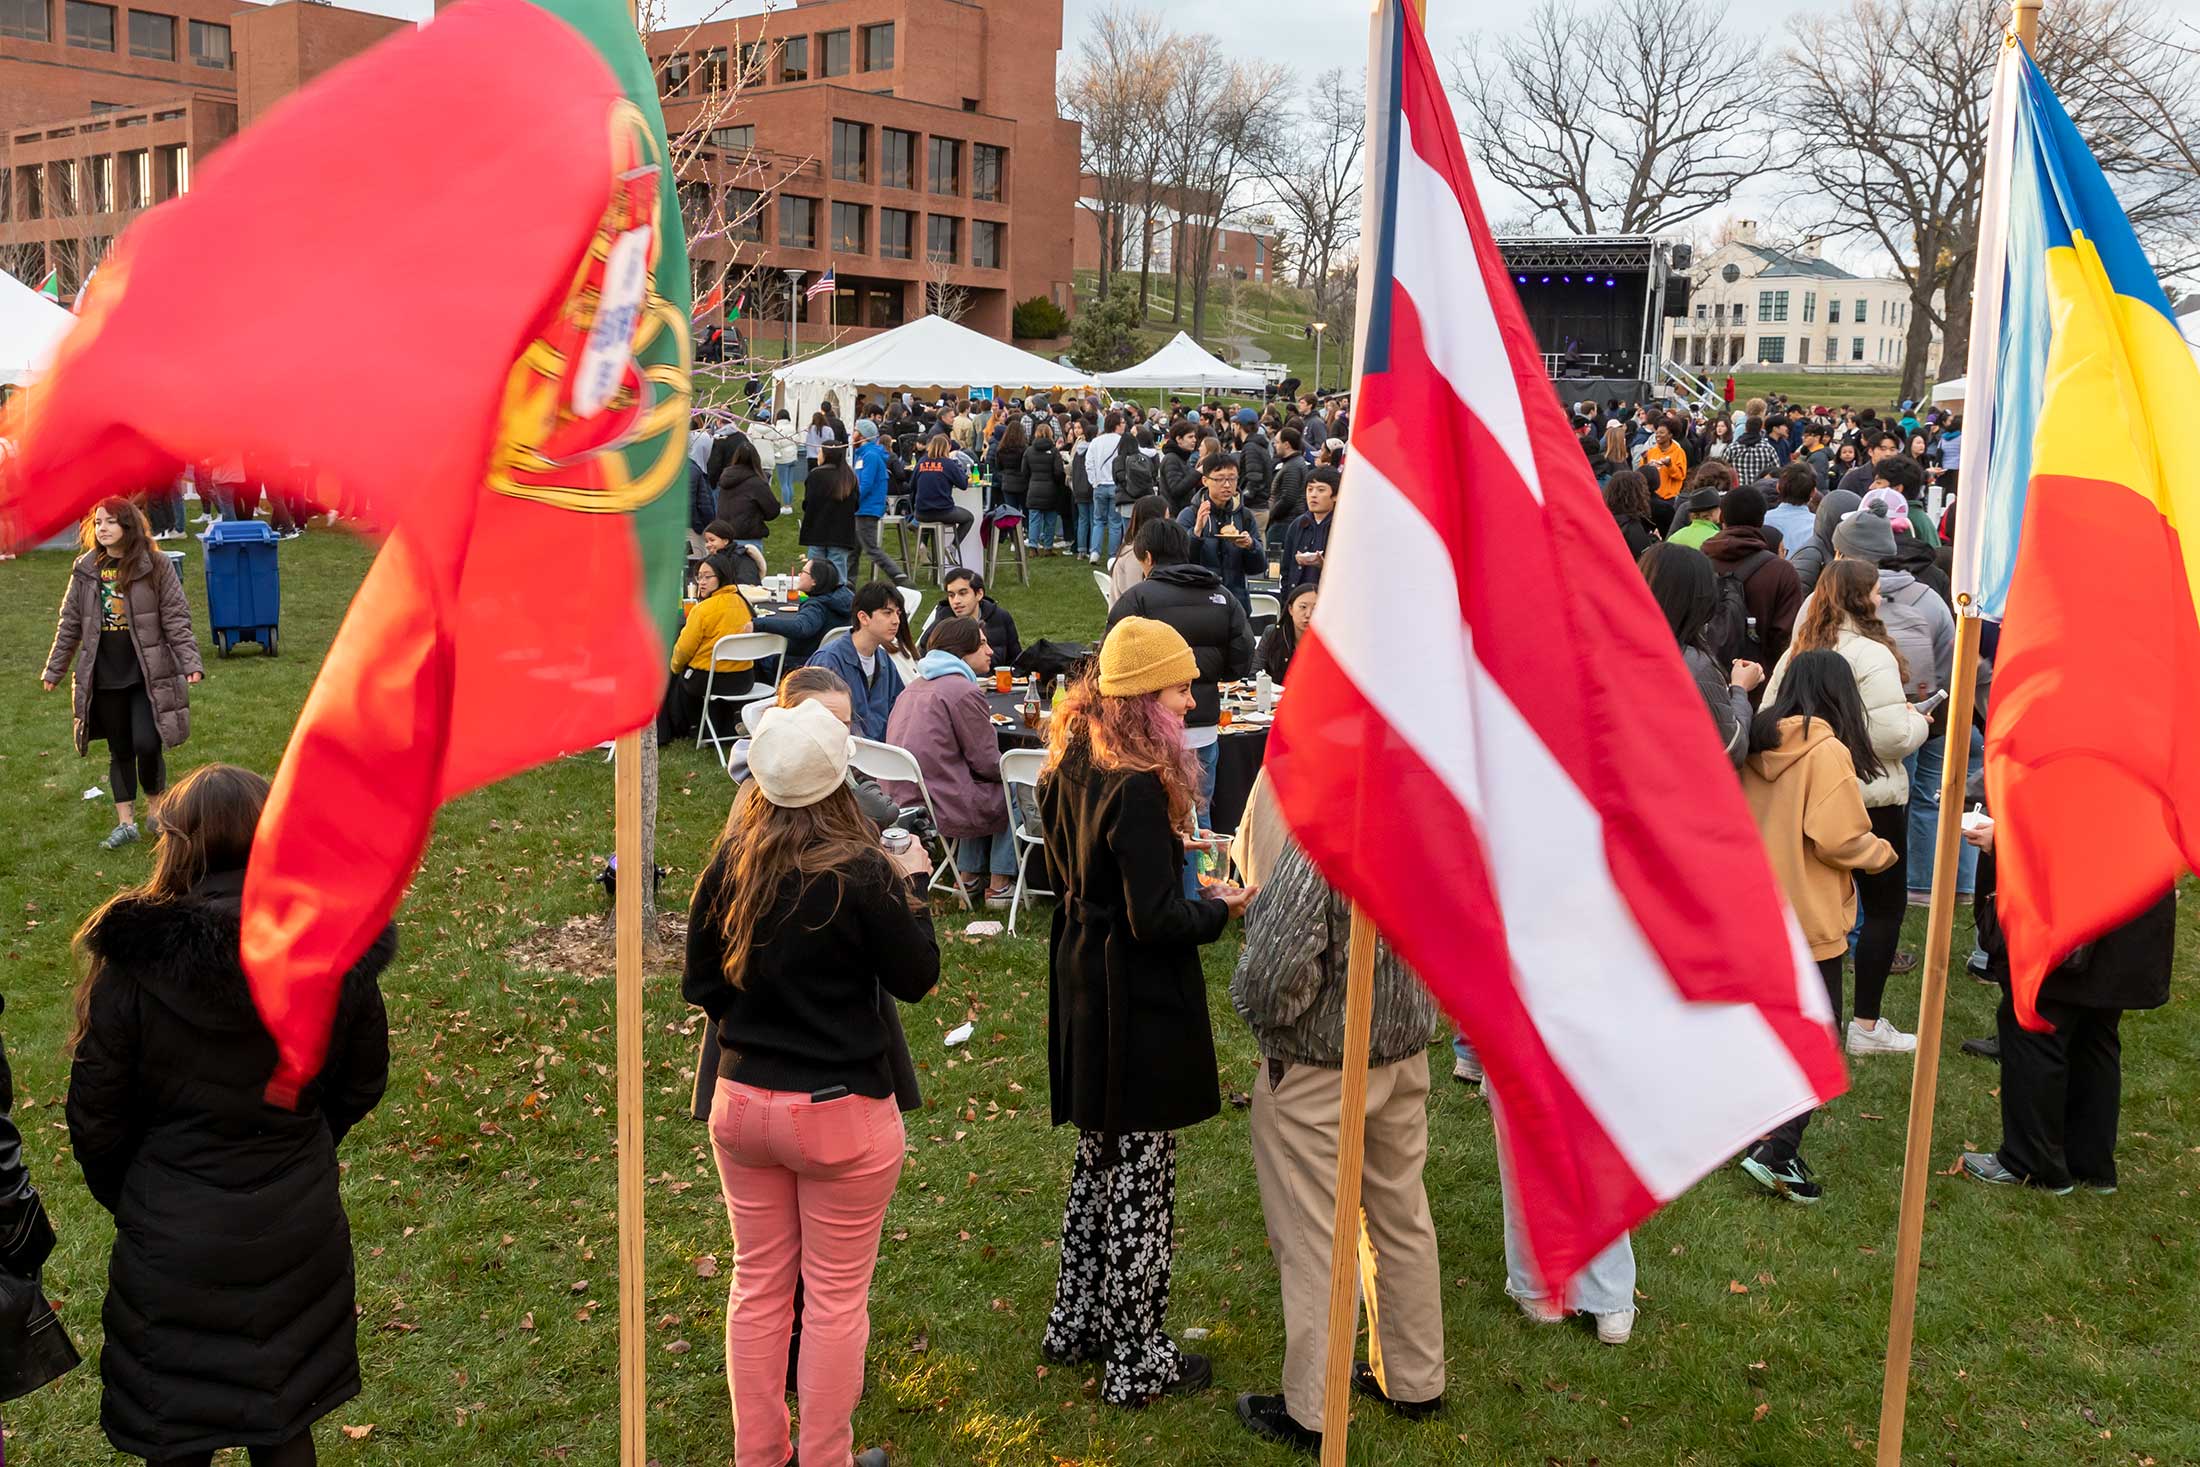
[
  {"left": 716, "top": 438, "right": 782, "bottom": 544},
  {"left": 1, "top": 992, "right": 82, "bottom": 1411},
  {"left": 68, "top": 763, "right": 391, "bottom": 1467},
  {"left": 1160, "top": 421, "right": 1203, "bottom": 513},
  {"left": 1265, "top": 430, "right": 1309, "bottom": 554},
  {"left": 1023, "top": 424, "right": 1069, "bottom": 552},
  {"left": 993, "top": 421, "right": 1030, "bottom": 516},
  {"left": 1106, "top": 519, "right": 1255, "bottom": 828}
]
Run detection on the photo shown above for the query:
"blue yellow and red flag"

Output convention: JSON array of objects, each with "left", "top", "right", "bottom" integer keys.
[{"left": 1951, "top": 39, "right": 2200, "bottom": 1030}]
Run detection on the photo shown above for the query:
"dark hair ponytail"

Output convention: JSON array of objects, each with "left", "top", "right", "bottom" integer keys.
[{"left": 1749, "top": 648, "right": 1884, "bottom": 782}]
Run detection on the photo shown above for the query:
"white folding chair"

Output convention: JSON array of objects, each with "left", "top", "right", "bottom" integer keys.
[
  {"left": 696, "top": 632, "right": 786, "bottom": 765},
  {"left": 847, "top": 737, "right": 969, "bottom": 908},
  {"left": 897, "top": 584, "right": 924, "bottom": 627},
  {"left": 1093, "top": 569, "right": 1115, "bottom": 609},
  {"left": 999, "top": 748, "right": 1053, "bottom": 935},
  {"left": 1248, "top": 592, "right": 1283, "bottom": 623},
  {"left": 819, "top": 624, "right": 852, "bottom": 648}
]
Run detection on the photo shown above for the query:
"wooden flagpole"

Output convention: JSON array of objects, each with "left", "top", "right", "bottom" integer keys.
[
  {"left": 1875, "top": 10, "right": 2034, "bottom": 1460},
  {"left": 615, "top": 729, "right": 647, "bottom": 1467},
  {"left": 1316, "top": 908, "right": 1380, "bottom": 1465}
]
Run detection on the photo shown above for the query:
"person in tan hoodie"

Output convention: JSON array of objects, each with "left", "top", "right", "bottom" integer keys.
[{"left": 1735, "top": 648, "right": 1898, "bottom": 1204}]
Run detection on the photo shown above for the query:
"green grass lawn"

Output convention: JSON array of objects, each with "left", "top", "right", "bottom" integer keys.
[
  {"left": 4, "top": 515, "right": 2199, "bottom": 1464},
  {"left": 1715, "top": 373, "right": 1909, "bottom": 412}
]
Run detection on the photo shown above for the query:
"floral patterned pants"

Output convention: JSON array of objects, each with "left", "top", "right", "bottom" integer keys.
[{"left": 1043, "top": 1129, "right": 1182, "bottom": 1404}]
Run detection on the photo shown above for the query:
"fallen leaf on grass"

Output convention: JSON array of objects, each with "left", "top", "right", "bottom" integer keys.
[
  {"left": 1728, "top": 1281, "right": 1750, "bottom": 1295},
  {"left": 519, "top": 1313, "right": 534, "bottom": 1331},
  {"left": 341, "top": 1424, "right": 375, "bottom": 1440},
  {"left": 664, "top": 1339, "right": 692, "bottom": 1355},
  {"left": 1752, "top": 1403, "right": 1770, "bottom": 1423},
  {"left": 1943, "top": 1154, "right": 1966, "bottom": 1175},
  {"left": 693, "top": 1254, "right": 719, "bottom": 1279}
]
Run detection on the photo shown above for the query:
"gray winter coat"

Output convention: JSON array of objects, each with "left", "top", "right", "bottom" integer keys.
[
  {"left": 1789, "top": 489, "right": 1860, "bottom": 594},
  {"left": 43, "top": 548, "right": 203, "bottom": 755}
]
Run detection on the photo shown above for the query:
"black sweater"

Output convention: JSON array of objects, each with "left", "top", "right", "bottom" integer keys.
[{"left": 684, "top": 849, "right": 939, "bottom": 1100}]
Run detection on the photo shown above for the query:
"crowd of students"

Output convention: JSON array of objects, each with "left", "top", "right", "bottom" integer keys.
[{"left": 8, "top": 379, "right": 2174, "bottom": 1465}]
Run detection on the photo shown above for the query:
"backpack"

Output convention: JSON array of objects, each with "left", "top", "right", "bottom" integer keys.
[
  {"left": 1705, "top": 550, "right": 1774, "bottom": 667},
  {"left": 1118, "top": 449, "right": 1159, "bottom": 505},
  {"left": 1877, "top": 578, "right": 1944, "bottom": 701}
]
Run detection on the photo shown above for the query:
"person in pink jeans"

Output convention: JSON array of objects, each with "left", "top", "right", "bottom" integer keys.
[{"left": 684, "top": 700, "right": 940, "bottom": 1467}]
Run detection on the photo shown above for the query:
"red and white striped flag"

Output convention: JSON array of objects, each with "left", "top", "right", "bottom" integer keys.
[
  {"left": 1265, "top": 0, "right": 1847, "bottom": 1296},
  {"left": 805, "top": 266, "right": 836, "bottom": 301}
]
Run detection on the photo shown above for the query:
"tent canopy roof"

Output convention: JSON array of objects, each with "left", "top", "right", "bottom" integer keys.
[
  {"left": 1097, "top": 330, "right": 1266, "bottom": 391},
  {"left": 771, "top": 313, "right": 1094, "bottom": 393},
  {"left": 0, "top": 269, "right": 73, "bottom": 387}
]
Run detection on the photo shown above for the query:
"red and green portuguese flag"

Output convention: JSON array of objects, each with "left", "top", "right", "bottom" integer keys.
[{"left": 0, "top": 0, "right": 692, "bottom": 1104}]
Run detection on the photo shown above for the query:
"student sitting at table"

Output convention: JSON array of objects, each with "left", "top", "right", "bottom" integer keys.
[
  {"left": 1176, "top": 455, "right": 1269, "bottom": 612},
  {"left": 912, "top": 433, "right": 975, "bottom": 567},
  {"left": 1256, "top": 583, "right": 1316, "bottom": 684},
  {"left": 879, "top": 618, "right": 1016, "bottom": 908},
  {"left": 752, "top": 556, "right": 855, "bottom": 669},
  {"left": 1279, "top": 468, "right": 1338, "bottom": 599},
  {"left": 807, "top": 581, "right": 910, "bottom": 741},
  {"left": 921, "top": 567, "right": 1022, "bottom": 670},
  {"left": 659, "top": 552, "right": 755, "bottom": 742}
]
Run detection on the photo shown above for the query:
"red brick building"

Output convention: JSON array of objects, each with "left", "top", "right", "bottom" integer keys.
[
  {"left": 0, "top": 0, "right": 406, "bottom": 293},
  {"left": 1074, "top": 174, "right": 1283, "bottom": 286},
  {"left": 655, "top": 0, "right": 1081, "bottom": 346}
]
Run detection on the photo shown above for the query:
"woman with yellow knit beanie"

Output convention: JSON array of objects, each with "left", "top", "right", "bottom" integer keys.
[{"left": 1036, "top": 616, "right": 1256, "bottom": 1408}]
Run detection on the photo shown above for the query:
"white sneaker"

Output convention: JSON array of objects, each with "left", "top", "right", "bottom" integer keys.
[
  {"left": 1596, "top": 1309, "right": 1636, "bottom": 1345},
  {"left": 1846, "top": 1017, "right": 1918, "bottom": 1055},
  {"left": 1452, "top": 1053, "right": 1483, "bottom": 1085}
]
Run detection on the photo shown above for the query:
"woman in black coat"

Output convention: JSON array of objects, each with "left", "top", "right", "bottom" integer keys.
[
  {"left": 1603, "top": 469, "right": 1660, "bottom": 563},
  {"left": 1037, "top": 618, "right": 1253, "bottom": 1409},
  {"left": 1022, "top": 424, "right": 1068, "bottom": 553},
  {"left": 1, "top": 993, "right": 82, "bottom": 1408},
  {"left": 716, "top": 438, "right": 782, "bottom": 544},
  {"left": 68, "top": 764, "right": 391, "bottom": 1467},
  {"left": 993, "top": 420, "right": 1029, "bottom": 515}
]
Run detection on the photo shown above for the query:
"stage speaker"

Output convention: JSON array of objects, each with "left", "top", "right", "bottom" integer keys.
[
  {"left": 1664, "top": 276, "right": 1692, "bottom": 318},
  {"left": 1670, "top": 242, "right": 1693, "bottom": 271}
]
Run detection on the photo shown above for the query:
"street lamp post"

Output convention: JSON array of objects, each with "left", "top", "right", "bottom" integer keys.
[
  {"left": 783, "top": 267, "right": 805, "bottom": 360},
  {"left": 1311, "top": 320, "right": 1327, "bottom": 395}
]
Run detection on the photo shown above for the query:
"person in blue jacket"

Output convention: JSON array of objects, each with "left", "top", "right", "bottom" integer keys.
[
  {"left": 804, "top": 581, "right": 910, "bottom": 741},
  {"left": 1175, "top": 455, "right": 1268, "bottom": 610},
  {"left": 754, "top": 557, "right": 855, "bottom": 668},
  {"left": 850, "top": 420, "right": 911, "bottom": 586}
]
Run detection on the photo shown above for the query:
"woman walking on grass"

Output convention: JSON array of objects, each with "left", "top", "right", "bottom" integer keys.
[
  {"left": 68, "top": 764, "right": 392, "bottom": 1467},
  {"left": 1038, "top": 618, "right": 1255, "bottom": 1408},
  {"left": 686, "top": 701, "right": 939, "bottom": 1467},
  {"left": 42, "top": 498, "right": 204, "bottom": 850}
]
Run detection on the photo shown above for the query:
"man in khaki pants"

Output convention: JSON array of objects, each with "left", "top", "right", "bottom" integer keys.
[{"left": 1230, "top": 803, "right": 1448, "bottom": 1452}]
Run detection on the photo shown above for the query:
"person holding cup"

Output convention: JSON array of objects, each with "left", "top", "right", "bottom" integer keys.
[
  {"left": 1279, "top": 467, "right": 1338, "bottom": 600},
  {"left": 1175, "top": 455, "right": 1269, "bottom": 613}
]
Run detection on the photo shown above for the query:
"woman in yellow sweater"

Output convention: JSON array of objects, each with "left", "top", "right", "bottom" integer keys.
[{"left": 658, "top": 552, "right": 756, "bottom": 742}]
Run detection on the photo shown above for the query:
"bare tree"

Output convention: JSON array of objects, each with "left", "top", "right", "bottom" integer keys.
[
  {"left": 1452, "top": 0, "right": 1774, "bottom": 236},
  {"left": 1155, "top": 44, "right": 1291, "bottom": 341},
  {"left": 1781, "top": 0, "right": 2200, "bottom": 399},
  {"left": 923, "top": 255, "right": 971, "bottom": 324},
  {"left": 1272, "top": 67, "right": 1363, "bottom": 334},
  {"left": 1061, "top": 4, "right": 1169, "bottom": 303}
]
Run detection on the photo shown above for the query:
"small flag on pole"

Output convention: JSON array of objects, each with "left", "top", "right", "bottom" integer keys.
[
  {"left": 728, "top": 289, "right": 744, "bottom": 322},
  {"left": 1263, "top": 0, "right": 1845, "bottom": 1298},
  {"left": 36, "top": 269, "right": 60, "bottom": 302},
  {"left": 805, "top": 266, "right": 835, "bottom": 301},
  {"left": 690, "top": 281, "right": 722, "bottom": 322}
]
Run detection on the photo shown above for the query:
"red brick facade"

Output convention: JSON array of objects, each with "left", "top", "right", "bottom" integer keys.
[
  {"left": 656, "top": 0, "right": 1081, "bottom": 346},
  {"left": 1, "top": 0, "right": 405, "bottom": 293},
  {"left": 1073, "top": 174, "right": 1282, "bottom": 286}
]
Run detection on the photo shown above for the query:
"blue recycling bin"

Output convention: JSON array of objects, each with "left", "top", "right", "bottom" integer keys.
[{"left": 203, "top": 520, "right": 280, "bottom": 657}]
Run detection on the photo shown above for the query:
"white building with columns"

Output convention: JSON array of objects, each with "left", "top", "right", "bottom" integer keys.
[{"left": 1664, "top": 221, "right": 1938, "bottom": 374}]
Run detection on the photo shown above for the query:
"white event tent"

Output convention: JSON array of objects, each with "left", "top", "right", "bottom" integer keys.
[
  {"left": 0, "top": 269, "right": 73, "bottom": 388},
  {"left": 772, "top": 313, "right": 1095, "bottom": 429},
  {"left": 1097, "top": 330, "right": 1266, "bottom": 394}
]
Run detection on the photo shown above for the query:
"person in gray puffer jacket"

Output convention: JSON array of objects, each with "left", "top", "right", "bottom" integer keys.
[{"left": 1789, "top": 488, "right": 1860, "bottom": 594}]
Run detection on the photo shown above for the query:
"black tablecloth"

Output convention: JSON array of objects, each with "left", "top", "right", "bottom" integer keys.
[{"left": 985, "top": 688, "right": 1268, "bottom": 834}]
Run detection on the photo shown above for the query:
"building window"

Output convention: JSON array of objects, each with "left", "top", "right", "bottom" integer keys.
[
  {"left": 1828, "top": 298, "right": 1841, "bottom": 324},
  {"left": 0, "top": 0, "right": 49, "bottom": 40},
  {"left": 47, "top": 159, "right": 78, "bottom": 214},
  {"left": 187, "top": 17, "right": 226, "bottom": 67},
  {"left": 1802, "top": 290, "right": 1815, "bottom": 324},
  {"left": 738, "top": 40, "right": 766, "bottom": 83},
  {"left": 778, "top": 35, "right": 807, "bottom": 83},
  {"left": 859, "top": 21, "right": 893, "bottom": 71},
  {"left": 880, "top": 207, "right": 914, "bottom": 260},
  {"left": 1799, "top": 336, "right": 1811, "bottom": 365},
  {"left": 972, "top": 219, "right": 1002, "bottom": 269},
  {"left": 661, "top": 53, "right": 689, "bottom": 97},
  {"left": 122, "top": 148, "right": 148, "bottom": 208},
  {"left": 127, "top": 8, "right": 172, "bottom": 58},
  {"left": 1757, "top": 336, "right": 1785, "bottom": 364},
  {"left": 972, "top": 143, "right": 1005, "bottom": 203},
  {"left": 927, "top": 137, "right": 959, "bottom": 196},
  {"left": 819, "top": 28, "right": 849, "bottom": 78},
  {"left": 696, "top": 46, "right": 727, "bottom": 91},
  {"left": 709, "top": 124, "right": 753, "bottom": 153},
  {"left": 1694, "top": 302, "right": 1706, "bottom": 322},
  {"left": 1825, "top": 334, "right": 1837, "bottom": 363},
  {"left": 157, "top": 141, "right": 187, "bottom": 197},
  {"left": 1756, "top": 289, "right": 1788, "bottom": 323},
  {"left": 831, "top": 120, "right": 867, "bottom": 183},
  {"left": 881, "top": 127, "right": 916, "bottom": 189},
  {"left": 1853, "top": 297, "right": 1865, "bottom": 323},
  {"left": 89, "top": 153, "right": 113, "bottom": 210},
  {"left": 66, "top": 0, "right": 113, "bottom": 50},
  {"left": 726, "top": 187, "right": 763, "bottom": 243},
  {"left": 1851, "top": 336, "right": 1865, "bottom": 362},
  {"left": 831, "top": 201, "right": 865, "bottom": 253},
  {"left": 779, "top": 194, "right": 817, "bottom": 250},
  {"left": 926, "top": 213, "right": 958, "bottom": 263}
]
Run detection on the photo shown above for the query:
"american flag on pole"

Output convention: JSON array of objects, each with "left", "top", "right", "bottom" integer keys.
[
  {"left": 805, "top": 265, "right": 836, "bottom": 301},
  {"left": 1264, "top": 0, "right": 1848, "bottom": 1295}
]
